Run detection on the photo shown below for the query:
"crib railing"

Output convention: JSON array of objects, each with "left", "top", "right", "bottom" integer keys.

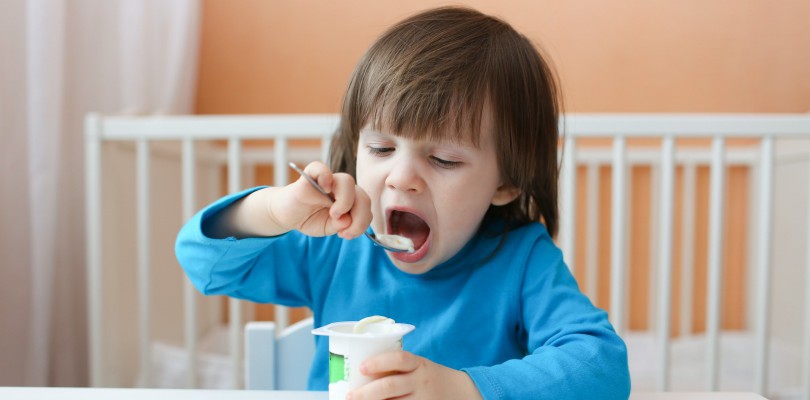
[
  {"left": 85, "top": 113, "right": 810, "bottom": 397},
  {"left": 559, "top": 114, "right": 810, "bottom": 395}
]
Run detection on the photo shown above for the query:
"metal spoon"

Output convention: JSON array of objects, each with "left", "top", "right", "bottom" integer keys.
[{"left": 288, "top": 162, "right": 414, "bottom": 253}]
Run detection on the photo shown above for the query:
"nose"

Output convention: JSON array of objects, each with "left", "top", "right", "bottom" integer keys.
[{"left": 385, "top": 158, "right": 426, "bottom": 194}]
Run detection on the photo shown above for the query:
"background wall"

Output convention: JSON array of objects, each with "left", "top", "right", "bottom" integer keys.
[
  {"left": 191, "top": 0, "right": 810, "bottom": 334},
  {"left": 194, "top": 0, "right": 810, "bottom": 114}
]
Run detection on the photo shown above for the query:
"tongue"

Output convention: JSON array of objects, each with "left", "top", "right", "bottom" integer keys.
[{"left": 393, "top": 212, "right": 429, "bottom": 249}]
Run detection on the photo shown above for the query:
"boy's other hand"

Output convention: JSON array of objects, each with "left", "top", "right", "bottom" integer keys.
[{"left": 349, "top": 350, "right": 483, "bottom": 400}]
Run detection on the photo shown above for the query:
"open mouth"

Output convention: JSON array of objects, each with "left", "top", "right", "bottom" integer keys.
[{"left": 388, "top": 210, "right": 430, "bottom": 250}]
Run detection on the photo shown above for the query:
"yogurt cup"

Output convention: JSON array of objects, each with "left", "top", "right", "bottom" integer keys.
[{"left": 312, "top": 319, "right": 415, "bottom": 400}]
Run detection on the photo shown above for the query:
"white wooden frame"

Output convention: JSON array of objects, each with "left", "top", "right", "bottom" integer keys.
[{"left": 85, "top": 113, "right": 810, "bottom": 396}]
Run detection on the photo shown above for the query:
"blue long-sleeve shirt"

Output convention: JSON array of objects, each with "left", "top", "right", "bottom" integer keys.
[{"left": 175, "top": 187, "right": 631, "bottom": 399}]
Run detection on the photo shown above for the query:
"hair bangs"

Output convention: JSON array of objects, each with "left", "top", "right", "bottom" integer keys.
[
  {"left": 363, "top": 80, "right": 490, "bottom": 147},
  {"left": 348, "top": 7, "right": 506, "bottom": 148}
]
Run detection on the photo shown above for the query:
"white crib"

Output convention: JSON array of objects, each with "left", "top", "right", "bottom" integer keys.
[{"left": 84, "top": 113, "right": 810, "bottom": 398}]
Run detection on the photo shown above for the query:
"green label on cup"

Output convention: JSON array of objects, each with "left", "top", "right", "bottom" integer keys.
[{"left": 329, "top": 352, "right": 346, "bottom": 384}]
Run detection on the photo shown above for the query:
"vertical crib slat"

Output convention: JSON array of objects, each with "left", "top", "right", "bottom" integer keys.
[
  {"left": 84, "top": 114, "right": 103, "bottom": 387},
  {"left": 680, "top": 164, "right": 696, "bottom": 337},
  {"left": 585, "top": 163, "right": 601, "bottom": 301},
  {"left": 274, "top": 138, "right": 290, "bottom": 332},
  {"left": 560, "top": 136, "right": 577, "bottom": 272},
  {"left": 706, "top": 137, "right": 726, "bottom": 390},
  {"left": 136, "top": 139, "right": 152, "bottom": 387},
  {"left": 656, "top": 137, "right": 675, "bottom": 391},
  {"left": 610, "top": 137, "right": 627, "bottom": 335},
  {"left": 624, "top": 161, "right": 634, "bottom": 325},
  {"left": 754, "top": 137, "right": 774, "bottom": 395},
  {"left": 228, "top": 138, "right": 243, "bottom": 389},
  {"left": 321, "top": 135, "right": 332, "bottom": 164},
  {"left": 649, "top": 164, "right": 660, "bottom": 331},
  {"left": 805, "top": 150, "right": 810, "bottom": 400},
  {"left": 181, "top": 138, "right": 198, "bottom": 388},
  {"left": 270, "top": 134, "right": 287, "bottom": 204}
]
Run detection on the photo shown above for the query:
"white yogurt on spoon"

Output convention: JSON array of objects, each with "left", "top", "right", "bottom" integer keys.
[{"left": 372, "top": 234, "right": 415, "bottom": 253}]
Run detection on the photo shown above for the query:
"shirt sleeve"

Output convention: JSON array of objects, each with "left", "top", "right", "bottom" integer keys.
[
  {"left": 174, "top": 186, "right": 339, "bottom": 307},
  {"left": 463, "top": 234, "right": 631, "bottom": 400}
]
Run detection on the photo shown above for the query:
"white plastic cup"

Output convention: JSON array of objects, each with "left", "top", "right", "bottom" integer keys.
[{"left": 312, "top": 321, "right": 415, "bottom": 400}]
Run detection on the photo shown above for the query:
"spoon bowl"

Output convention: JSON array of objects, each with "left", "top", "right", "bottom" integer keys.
[{"left": 288, "top": 162, "right": 414, "bottom": 253}]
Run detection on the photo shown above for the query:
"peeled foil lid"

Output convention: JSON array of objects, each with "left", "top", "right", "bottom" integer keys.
[{"left": 312, "top": 319, "right": 415, "bottom": 338}]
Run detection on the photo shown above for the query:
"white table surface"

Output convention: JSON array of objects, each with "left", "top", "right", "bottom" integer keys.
[
  {"left": 0, "top": 387, "right": 324, "bottom": 399},
  {"left": 630, "top": 393, "right": 767, "bottom": 400},
  {"left": 0, "top": 387, "right": 768, "bottom": 399}
]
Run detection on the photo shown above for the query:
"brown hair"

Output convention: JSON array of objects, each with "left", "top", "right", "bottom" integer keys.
[{"left": 329, "top": 6, "right": 562, "bottom": 237}]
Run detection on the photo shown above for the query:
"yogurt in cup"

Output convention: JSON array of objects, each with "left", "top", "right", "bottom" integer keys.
[{"left": 312, "top": 316, "right": 415, "bottom": 400}]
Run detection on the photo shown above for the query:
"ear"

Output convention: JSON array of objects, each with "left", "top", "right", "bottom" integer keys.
[{"left": 491, "top": 184, "right": 521, "bottom": 206}]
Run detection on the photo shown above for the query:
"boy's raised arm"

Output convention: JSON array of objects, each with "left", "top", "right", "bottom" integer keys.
[
  {"left": 202, "top": 161, "right": 373, "bottom": 241},
  {"left": 202, "top": 187, "right": 288, "bottom": 239}
]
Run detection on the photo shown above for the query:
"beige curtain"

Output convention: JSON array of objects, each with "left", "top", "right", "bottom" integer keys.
[{"left": 0, "top": 0, "right": 200, "bottom": 386}]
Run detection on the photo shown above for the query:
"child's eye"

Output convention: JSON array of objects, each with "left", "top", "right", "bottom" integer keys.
[
  {"left": 430, "top": 156, "right": 461, "bottom": 169},
  {"left": 368, "top": 146, "right": 394, "bottom": 156}
]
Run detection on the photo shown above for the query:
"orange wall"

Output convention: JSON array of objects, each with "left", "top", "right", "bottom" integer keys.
[{"left": 195, "top": 0, "right": 810, "bottom": 114}]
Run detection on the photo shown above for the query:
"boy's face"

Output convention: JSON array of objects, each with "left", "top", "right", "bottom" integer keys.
[{"left": 356, "top": 112, "right": 518, "bottom": 274}]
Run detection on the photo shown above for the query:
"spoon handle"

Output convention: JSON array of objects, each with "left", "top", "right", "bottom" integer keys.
[{"left": 289, "top": 162, "right": 333, "bottom": 202}]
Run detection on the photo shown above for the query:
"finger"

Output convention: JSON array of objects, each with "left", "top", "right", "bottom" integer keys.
[
  {"left": 329, "top": 173, "right": 356, "bottom": 220},
  {"left": 339, "top": 186, "right": 372, "bottom": 239},
  {"left": 331, "top": 213, "right": 352, "bottom": 235},
  {"left": 301, "top": 161, "right": 335, "bottom": 195},
  {"left": 361, "top": 351, "right": 420, "bottom": 376},
  {"left": 350, "top": 374, "right": 411, "bottom": 400},
  {"left": 291, "top": 163, "right": 334, "bottom": 221}
]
